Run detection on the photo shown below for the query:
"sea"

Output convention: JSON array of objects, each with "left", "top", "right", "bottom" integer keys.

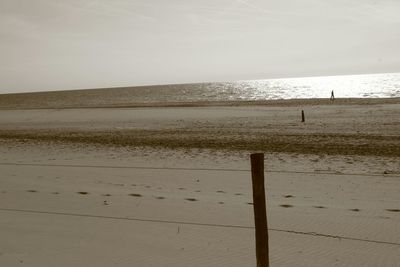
[
  {"left": 1, "top": 72, "right": 400, "bottom": 108},
  {"left": 154, "top": 72, "right": 400, "bottom": 102}
]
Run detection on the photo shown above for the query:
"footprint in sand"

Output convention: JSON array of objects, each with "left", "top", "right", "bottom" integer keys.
[
  {"left": 52, "top": 192, "right": 60, "bottom": 195},
  {"left": 185, "top": 198, "right": 198, "bottom": 202},
  {"left": 195, "top": 190, "right": 201, "bottom": 193},
  {"left": 155, "top": 196, "right": 166, "bottom": 200},
  {"left": 280, "top": 204, "right": 293, "bottom": 208},
  {"left": 313, "top": 205, "right": 327, "bottom": 209},
  {"left": 26, "top": 190, "right": 37, "bottom": 193},
  {"left": 386, "top": 209, "right": 400, "bottom": 212},
  {"left": 350, "top": 208, "right": 360, "bottom": 212},
  {"left": 216, "top": 190, "right": 225, "bottom": 193},
  {"left": 129, "top": 193, "right": 142, "bottom": 197},
  {"left": 247, "top": 202, "right": 253, "bottom": 205},
  {"left": 178, "top": 187, "right": 186, "bottom": 191},
  {"left": 284, "top": 195, "right": 294, "bottom": 198},
  {"left": 218, "top": 201, "right": 224, "bottom": 204},
  {"left": 102, "top": 194, "right": 112, "bottom": 197},
  {"left": 77, "top": 191, "right": 89, "bottom": 195},
  {"left": 235, "top": 193, "right": 243, "bottom": 196}
]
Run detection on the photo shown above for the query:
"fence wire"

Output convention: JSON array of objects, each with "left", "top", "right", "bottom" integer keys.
[
  {"left": 1, "top": 162, "right": 398, "bottom": 177},
  {"left": 0, "top": 208, "right": 399, "bottom": 247}
]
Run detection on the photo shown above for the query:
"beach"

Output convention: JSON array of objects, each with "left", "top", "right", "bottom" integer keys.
[
  {"left": 1, "top": 96, "right": 400, "bottom": 266},
  {"left": 0, "top": 98, "right": 400, "bottom": 156},
  {"left": 2, "top": 0, "right": 400, "bottom": 264}
]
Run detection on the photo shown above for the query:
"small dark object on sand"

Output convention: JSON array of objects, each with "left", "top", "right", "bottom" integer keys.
[
  {"left": 386, "top": 209, "right": 400, "bottom": 212},
  {"left": 280, "top": 204, "right": 293, "bottom": 208}
]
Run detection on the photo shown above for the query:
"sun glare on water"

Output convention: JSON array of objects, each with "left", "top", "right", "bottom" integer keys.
[{"left": 234, "top": 73, "right": 400, "bottom": 100}]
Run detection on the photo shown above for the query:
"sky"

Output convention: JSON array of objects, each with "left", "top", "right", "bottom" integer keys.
[{"left": 1, "top": 0, "right": 400, "bottom": 93}]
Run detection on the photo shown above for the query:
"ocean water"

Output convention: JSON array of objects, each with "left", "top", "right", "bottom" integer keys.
[
  {"left": 169, "top": 72, "right": 400, "bottom": 102},
  {"left": 102, "top": 72, "right": 400, "bottom": 104},
  {"left": 1, "top": 73, "right": 400, "bottom": 108}
]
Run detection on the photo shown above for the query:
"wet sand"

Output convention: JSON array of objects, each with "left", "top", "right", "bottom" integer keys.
[{"left": 0, "top": 99, "right": 399, "bottom": 156}]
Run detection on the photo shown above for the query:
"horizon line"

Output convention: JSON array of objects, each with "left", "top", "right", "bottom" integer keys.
[{"left": 2, "top": 71, "right": 400, "bottom": 95}]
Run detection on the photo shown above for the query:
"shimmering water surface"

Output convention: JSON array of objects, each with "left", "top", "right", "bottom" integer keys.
[
  {"left": 177, "top": 72, "right": 400, "bottom": 102},
  {"left": 108, "top": 72, "right": 400, "bottom": 104},
  {"left": 241, "top": 73, "right": 400, "bottom": 99},
  {"left": 1, "top": 73, "right": 400, "bottom": 109}
]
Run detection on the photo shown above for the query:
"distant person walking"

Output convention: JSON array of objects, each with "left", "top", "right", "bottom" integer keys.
[{"left": 330, "top": 90, "right": 335, "bottom": 101}]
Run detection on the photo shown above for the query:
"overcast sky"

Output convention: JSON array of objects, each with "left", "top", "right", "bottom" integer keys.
[{"left": 1, "top": 0, "right": 400, "bottom": 93}]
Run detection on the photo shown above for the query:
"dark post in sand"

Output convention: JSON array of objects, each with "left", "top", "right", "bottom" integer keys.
[
  {"left": 301, "top": 110, "right": 305, "bottom": 122},
  {"left": 250, "top": 153, "right": 269, "bottom": 267}
]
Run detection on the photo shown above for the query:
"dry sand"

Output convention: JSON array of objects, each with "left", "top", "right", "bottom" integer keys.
[
  {"left": 0, "top": 141, "right": 399, "bottom": 266},
  {"left": 0, "top": 97, "right": 400, "bottom": 266}
]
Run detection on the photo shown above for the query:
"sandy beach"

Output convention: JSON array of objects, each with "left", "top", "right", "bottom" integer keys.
[
  {"left": 2, "top": 0, "right": 400, "bottom": 265},
  {"left": 1, "top": 97, "right": 400, "bottom": 266},
  {"left": 0, "top": 98, "right": 400, "bottom": 156}
]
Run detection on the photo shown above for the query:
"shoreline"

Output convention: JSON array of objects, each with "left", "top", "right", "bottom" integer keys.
[{"left": 0, "top": 97, "right": 400, "bottom": 110}]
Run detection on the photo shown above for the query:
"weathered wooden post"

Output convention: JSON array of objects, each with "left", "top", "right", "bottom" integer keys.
[
  {"left": 250, "top": 153, "right": 269, "bottom": 267},
  {"left": 301, "top": 110, "right": 305, "bottom": 122}
]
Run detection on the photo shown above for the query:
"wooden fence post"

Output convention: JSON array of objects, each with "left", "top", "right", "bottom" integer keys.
[{"left": 250, "top": 153, "right": 269, "bottom": 267}]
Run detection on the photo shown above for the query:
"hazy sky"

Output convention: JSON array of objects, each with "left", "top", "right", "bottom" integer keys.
[{"left": 1, "top": 0, "right": 400, "bottom": 93}]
